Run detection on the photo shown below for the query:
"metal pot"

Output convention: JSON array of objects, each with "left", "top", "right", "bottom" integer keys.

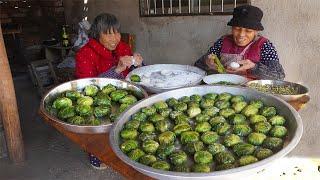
[
  {"left": 40, "top": 78, "right": 148, "bottom": 134},
  {"left": 110, "top": 85, "right": 303, "bottom": 179}
]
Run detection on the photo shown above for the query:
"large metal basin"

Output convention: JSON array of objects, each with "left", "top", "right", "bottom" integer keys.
[
  {"left": 40, "top": 78, "right": 148, "bottom": 134},
  {"left": 110, "top": 85, "right": 303, "bottom": 179}
]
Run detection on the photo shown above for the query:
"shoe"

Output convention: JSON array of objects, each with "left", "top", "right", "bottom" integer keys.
[{"left": 90, "top": 162, "right": 108, "bottom": 170}]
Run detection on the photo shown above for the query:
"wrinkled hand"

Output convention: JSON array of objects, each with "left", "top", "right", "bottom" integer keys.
[
  {"left": 226, "top": 59, "right": 256, "bottom": 75},
  {"left": 115, "top": 56, "right": 132, "bottom": 73},
  {"left": 205, "top": 54, "right": 217, "bottom": 70},
  {"left": 132, "top": 53, "right": 143, "bottom": 66}
]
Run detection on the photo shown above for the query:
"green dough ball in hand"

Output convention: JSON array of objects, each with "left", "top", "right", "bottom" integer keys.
[{"left": 130, "top": 74, "right": 141, "bottom": 82}]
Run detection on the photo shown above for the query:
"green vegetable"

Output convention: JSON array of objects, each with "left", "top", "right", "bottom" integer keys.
[
  {"left": 181, "top": 131, "right": 200, "bottom": 144},
  {"left": 53, "top": 97, "right": 72, "bottom": 109},
  {"left": 139, "top": 154, "right": 157, "bottom": 165},
  {"left": 215, "top": 151, "right": 235, "bottom": 165},
  {"left": 215, "top": 100, "right": 230, "bottom": 109},
  {"left": 65, "top": 91, "right": 81, "bottom": 101},
  {"left": 142, "top": 139, "right": 159, "bottom": 154},
  {"left": 215, "top": 163, "right": 237, "bottom": 171},
  {"left": 216, "top": 123, "right": 231, "bottom": 135},
  {"left": 138, "top": 132, "right": 156, "bottom": 141},
  {"left": 194, "top": 150, "right": 213, "bottom": 164},
  {"left": 166, "top": 98, "right": 179, "bottom": 107},
  {"left": 84, "top": 85, "right": 99, "bottom": 97},
  {"left": 185, "top": 141, "right": 204, "bottom": 154},
  {"left": 263, "top": 137, "right": 283, "bottom": 150},
  {"left": 125, "top": 120, "right": 140, "bottom": 130},
  {"left": 261, "top": 106, "right": 277, "bottom": 118},
  {"left": 202, "top": 107, "right": 219, "bottom": 117},
  {"left": 248, "top": 132, "right": 267, "bottom": 146},
  {"left": 149, "top": 114, "right": 165, "bottom": 123},
  {"left": 219, "top": 108, "right": 235, "bottom": 118},
  {"left": 77, "top": 96, "right": 93, "bottom": 106},
  {"left": 169, "top": 111, "right": 183, "bottom": 120},
  {"left": 233, "top": 143, "right": 255, "bottom": 156},
  {"left": 242, "top": 105, "right": 259, "bottom": 117},
  {"left": 58, "top": 106, "right": 75, "bottom": 119},
  {"left": 255, "top": 148, "right": 273, "bottom": 160},
  {"left": 120, "top": 140, "right": 139, "bottom": 153},
  {"left": 207, "top": 143, "right": 225, "bottom": 156},
  {"left": 269, "top": 126, "right": 288, "bottom": 138},
  {"left": 233, "top": 124, "right": 252, "bottom": 137},
  {"left": 204, "top": 93, "right": 218, "bottom": 100},
  {"left": 158, "top": 131, "right": 175, "bottom": 145},
  {"left": 195, "top": 122, "right": 211, "bottom": 133},
  {"left": 93, "top": 105, "right": 110, "bottom": 118},
  {"left": 158, "top": 108, "right": 172, "bottom": 118},
  {"left": 249, "top": 100, "right": 264, "bottom": 109},
  {"left": 231, "top": 95, "right": 245, "bottom": 103},
  {"left": 155, "top": 120, "right": 170, "bottom": 133},
  {"left": 170, "top": 151, "right": 188, "bottom": 165},
  {"left": 156, "top": 144, "right": 175, "bottom": 160},
  {"left": 174, "top": 164, "right": 190, "bottom": 172},
  {"left": 119, "top": 95, "right": 137, "bottom": 105},
  {"left": 254, "top": 122, "right": 272, "bottom": 134},
  {"left": 195, "top": 114, "right": 210, "bottom": 123},
  {"left": 151, "top": 161, "right": 170, "bottom": 171},
  {"left": 120, "top": 129, "right": 138, "bottom": 139},
  {"left": 209, "top": 54, "right": 225, "bottom": 73},
  {"left": 75, "top": 105, "right": 92, "bottom": 116},
  {"left": 192, "top": 164, "right": 211, "bottom": 173},
  {"left": 130, "top": 74, "right": 141, "bottom": 82},
  {"left": 128, "top": 148, "right": 145, "bottom": 161},
  {"left": 209, "top": 116, "right": 226, "bottom": 130},
  {"left": 153, "top": 101, "right": 169, "bottom": 110},
  {"left": 201, "top": 131, "right": 219, "bottom": 145},
  {"left": 132, "top": 112, "right": 147, "bottom": 122},
  {"left": 239, "top": 155, "right": 258, "bottom": 166},
  {"left": 173, "top": 123, "right": 192, "bottom": 135},
  {"left": 174, "top": 114, "right": 190, "bottom": 125},
  {"left": 93, "top": 94, "right": 111, "bottom": 106},
  {"left": 200, "top": 98, "right": 215, "bottom": 109},
  {"left": 110, "top": 90, "right": 128, "bottom": 102},
  {"left": 250, "top": 115, "right": 267, "bottom": 124},
  {"left": 232, "top": 101, "right": 248, "bottom": 113},
  {"left": 187, "top": 106, "right": 202, "bottom": 118},
  {"left": 68, "top": 116, "right": 85, "bottom": 125},
  {"left": 269, "top": 115, "right": 286, "bottom": 126},
  {"left": 179, "top": 96, "right": 191, "bottom": 103},
  {"left": 101, "top": 84, "right": 116, "bottom": 94},
  {"left": 190, "top": 94, "right": 202, "bottom": 103},
  {"left": 223, "top": 134, "right": 242, "bottom": 147},
  {"left": 141, "top": 106, "right": 157, "bottom": 116},
  {"left": 139, "top": 122, "right": 155, "bottom": 133},
  {"left": 173, "top": 102, "right": 188, "bottom": 112},
  {"left": 229, "top": 114, "right": 247, "bottom": 125}
]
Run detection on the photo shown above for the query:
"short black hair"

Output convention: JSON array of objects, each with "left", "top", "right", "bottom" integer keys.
[{"left": 89, "top": 13, "right": 120, "bottom": 40}]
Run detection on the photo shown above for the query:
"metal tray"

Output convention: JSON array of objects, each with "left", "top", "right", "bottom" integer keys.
[
  {"left": 40, "top": 78, "right": 148, "bottom": 134},
  {"left": 245, "top": 80, "right": 309, "bottom": 102},
  {"left": 110, "top": 85, "right": 303, "bottom": 180},
  {"left": 125, "top": 64, "right": 206, "bottom": 94}
]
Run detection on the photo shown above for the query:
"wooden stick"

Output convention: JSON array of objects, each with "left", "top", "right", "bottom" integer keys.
[{"left": 0, "top": 24, "right": 25, "bottom": 164}]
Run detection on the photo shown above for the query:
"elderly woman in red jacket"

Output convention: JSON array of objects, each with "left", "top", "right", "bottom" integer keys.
[
  {"left": 75, "top": 13, "right": 143, "bottom": 169},
  {"left": 75, "top": 13, "right": 143, "bottom": 79}
]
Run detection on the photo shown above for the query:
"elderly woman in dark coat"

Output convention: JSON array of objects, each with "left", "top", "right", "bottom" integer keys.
[{"left": 195, "top": 5, "right": 285, "bottom": 80}]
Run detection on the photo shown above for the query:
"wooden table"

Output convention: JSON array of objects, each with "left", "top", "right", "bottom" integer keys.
[{"left": 38, "top": 95, "right": 310, "bottom": 179}]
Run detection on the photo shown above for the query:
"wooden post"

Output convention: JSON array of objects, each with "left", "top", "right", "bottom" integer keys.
[{"left": 0, "top": 25, "right": 25, "bottom": 163}]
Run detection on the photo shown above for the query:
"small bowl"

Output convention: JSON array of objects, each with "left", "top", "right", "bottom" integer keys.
[
  {"left": 202, "top": 74, "right": 248, "bottom": 85},
  {"left": 245, "top": 80, "right": 309, "bottom": 102}
]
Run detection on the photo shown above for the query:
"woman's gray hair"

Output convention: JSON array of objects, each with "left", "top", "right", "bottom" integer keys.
[{"left": 89, "top": 13, "right": 120, "bottom": 40}]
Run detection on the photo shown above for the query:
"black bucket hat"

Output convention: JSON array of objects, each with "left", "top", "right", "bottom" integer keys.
[{"left": 227, "top": 5, "right": 264, "bottom": 31}]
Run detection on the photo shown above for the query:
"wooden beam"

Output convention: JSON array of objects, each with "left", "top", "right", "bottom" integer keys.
[{"left": 0, "top": 24, "right": 25, "bottom": 164}]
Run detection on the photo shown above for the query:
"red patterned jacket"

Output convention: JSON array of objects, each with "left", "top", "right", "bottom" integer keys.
[{"left": 75, "top": 38, "right": 132, "bottom": 78}]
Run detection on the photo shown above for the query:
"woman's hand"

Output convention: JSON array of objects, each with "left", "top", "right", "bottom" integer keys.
[
  {"left": 115, "top": 56, "right": 132, "bottom": 73},
  {"left": 205, "top": 54, "right": 217, "bottom": 70},
  {"left": 226, "top": 59, "right": 256, "bottom": 74},
  {"left": 132, "top": 53, "right": 143, "bottom": 66}
]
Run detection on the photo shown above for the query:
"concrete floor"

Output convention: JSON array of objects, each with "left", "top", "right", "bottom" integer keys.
[{"left": 0, "top": 75, "right": 123, "bottom": 180}]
